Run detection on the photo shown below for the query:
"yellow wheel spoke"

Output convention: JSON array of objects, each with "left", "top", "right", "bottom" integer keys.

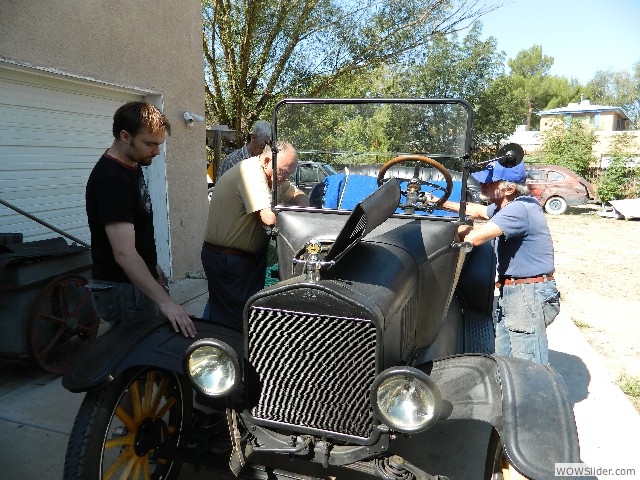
[
  {"left": 130, "top": 381, "right": 142, "bottom": 422},
  {"left": 141, "top": 456, "right": 150, "bottom": 480},
  {"left": 103, "top": 446, "right": 133, "bottom": 480},
  {"left": 131, "top": 458, "right": 141, "bottom": 479},
  {"left": 149, "top": 378, "right": 169, "bottom": 417},
  {"left": 143, "top": 371, "right": 155, "bottom": 416},
  {"left": 117, "top": 452, "right": 137, "bottom": 480},
  {"left": 114, "top": 406, "right": 137, "bottom": 434},
  {"left": 105, "top": 433, "right": 134, "bottom": 449},
  {"left": 156, "top": 396, "right": 176, "bottom": 419}
]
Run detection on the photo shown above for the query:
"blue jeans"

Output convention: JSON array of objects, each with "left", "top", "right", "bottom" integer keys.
[
  {"left": 87, "top": 280, "right": 159, "bottom": 326},
  {"left": 494, "top": 280, "right": 560, "bottom": 365}
]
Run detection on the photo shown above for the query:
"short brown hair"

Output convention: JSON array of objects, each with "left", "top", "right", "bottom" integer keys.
[{"left": 112, "top": 101, "right": 171, "bottom": 138}]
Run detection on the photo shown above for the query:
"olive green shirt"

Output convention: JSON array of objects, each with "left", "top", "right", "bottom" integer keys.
[{"left": 204, "top": 156, "right": 296, "bottom": 253}]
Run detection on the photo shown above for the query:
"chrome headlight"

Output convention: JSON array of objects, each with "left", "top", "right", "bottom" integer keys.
[
  {"left": 371, "top": 367, "right": 441, "bottom": 433},
  {"left": 183, "top": 339, "right": 240, "bottom": 397}
]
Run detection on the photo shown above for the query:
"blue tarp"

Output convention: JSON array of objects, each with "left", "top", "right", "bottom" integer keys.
[{"left": 323, "top": 174, "right": 461, "bottom": 216}]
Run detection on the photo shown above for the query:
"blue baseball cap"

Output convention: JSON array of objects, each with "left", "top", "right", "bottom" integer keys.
[{"left": 471, "top": 161, "right": 526, "bottom": 184}]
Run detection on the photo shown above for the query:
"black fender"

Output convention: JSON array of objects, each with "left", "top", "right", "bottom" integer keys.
[
  {"left": 419, "top": 354, "right": 580, "bottom": 480},
  {"left": 457, "top": 240, "right": 496, "bottom": 316},
  {"left": 62, "top": 317, "right": 243, "bottom": 393}
]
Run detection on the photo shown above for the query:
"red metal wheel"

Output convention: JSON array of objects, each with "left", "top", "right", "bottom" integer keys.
[{"left": 27, "top": 275, "right": 99, "bottom": 374}]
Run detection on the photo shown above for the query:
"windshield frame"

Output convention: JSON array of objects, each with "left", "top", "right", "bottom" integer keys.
[{"left": 270, "top": 98, "right": 475, "bottom": 221}]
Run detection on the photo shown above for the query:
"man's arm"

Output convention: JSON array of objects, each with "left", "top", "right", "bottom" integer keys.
[
  {"left": 439, "top": 199, "right": 490, "bottom": 220},
  {"left": 258, "top": 208, "right": 276, "bottom": 226},
  {"left": 424, "top": 194, "right": 500, "bottom": 246},
  {"left": 105, "top": 222, "right": 196, "bottom": 337},
  {"left": 458, "top": 221, "right": 503, "bottom": 246}
]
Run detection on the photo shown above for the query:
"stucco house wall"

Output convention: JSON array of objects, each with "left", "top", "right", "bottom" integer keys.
[
  {"left": 0, "top": 1, "right": 206, "bottom": 280},
  {"left": 539, "top": 101, "right": 630, "bottom": 133}
]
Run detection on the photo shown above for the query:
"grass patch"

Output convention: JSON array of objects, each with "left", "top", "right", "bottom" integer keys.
[
  {"left": 572, "top": 319, "right": 591, "bottom": 329},
  {"left": 616, "top": 372, "right": 640, "bottom": 412},
  {"left": 617, "top": 372, "right": 640, "bottom": 397}
]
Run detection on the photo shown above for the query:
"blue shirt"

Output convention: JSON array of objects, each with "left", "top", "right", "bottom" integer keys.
[
  {"left": 217, "top": 145, "right": 250, "bottom": 179},
  {"left": 487, "top": 195, "right": 555, "bottom": 278}
]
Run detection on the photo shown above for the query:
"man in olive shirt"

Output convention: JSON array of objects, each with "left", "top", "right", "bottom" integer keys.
[{"left": 202, "top": 141, "right": 308, "bottom": 329}]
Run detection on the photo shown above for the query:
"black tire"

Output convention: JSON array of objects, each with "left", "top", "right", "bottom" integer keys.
[
  {"left": 484, "top": 428, "right": 529, "bottom": 480},
  {"left": 64, "top": 367, "right": 192, "bottom": 480},
  {"left": 544, "top": 196, "right": 568, "bottom": 215}
]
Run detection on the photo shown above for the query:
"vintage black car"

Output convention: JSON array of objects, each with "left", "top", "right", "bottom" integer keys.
[{"left": 62, "top": 98, "right": 579, "bottom": 480}]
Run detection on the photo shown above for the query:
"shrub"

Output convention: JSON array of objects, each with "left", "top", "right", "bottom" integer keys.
[
  {"left": 596, "top": 133, "right": 640, "bottom": 203},
  {"left": 539, "top": 120, "right": 596, "bottom": 177}
]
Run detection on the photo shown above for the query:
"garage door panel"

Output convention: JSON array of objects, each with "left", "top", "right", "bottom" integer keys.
[
  {"left": 0, "top": 66, "right": 140, "bottom": 247},
  {"left": 0, "top": 118, "right": 113, "bottom": 152},
  {"left": 0, "top": 184, "right": 85, "bottom": 200},
  {"left": 0, "top": 216, "right": 90, "bottom": 244},
  {"left": 0, "top": 127, "right": 113, "bottom": 147},
  {"left": 1, "top": 171, "right": 90, "bottom": 191},
  {"left": 0, "top": 70, "right": 132, "bottom": 116}
]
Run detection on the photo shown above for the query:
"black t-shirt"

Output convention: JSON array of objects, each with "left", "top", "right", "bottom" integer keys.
[{"left": 86, "top": 153, "right": 158, "bottom": 282}]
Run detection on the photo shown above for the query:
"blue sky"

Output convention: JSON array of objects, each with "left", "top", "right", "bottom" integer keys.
[{"left": 476, "top": 0, "right": 640, "bottom": 84}]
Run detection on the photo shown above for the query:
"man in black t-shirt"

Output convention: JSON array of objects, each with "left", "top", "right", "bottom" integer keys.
[{"left": 86, "top": 101, "right": 196, "bottom": 337}]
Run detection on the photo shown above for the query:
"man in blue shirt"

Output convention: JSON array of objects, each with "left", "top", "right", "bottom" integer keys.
[
  {"left": 216, "top": 120, "right": 272, "bottom": 180},
  {"left": 435, "top": 161, "right": 560, "bottom": 364}
]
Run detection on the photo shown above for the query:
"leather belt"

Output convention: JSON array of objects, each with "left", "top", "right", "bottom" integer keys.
[
  {"left": 496, "top": 274, "right": 554, "bottom": 289},
  {"left": 203, "top": 241, "right": 251, "bottom": 257}
]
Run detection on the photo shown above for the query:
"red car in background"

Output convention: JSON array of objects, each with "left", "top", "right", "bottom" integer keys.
[{"left": 525, "top": 164, "right": 597, "bottom": 214}]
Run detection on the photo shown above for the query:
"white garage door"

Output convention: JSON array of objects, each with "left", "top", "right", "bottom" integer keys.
[{"left": 0, "top": 65, "right": 171, "bottom": 274}]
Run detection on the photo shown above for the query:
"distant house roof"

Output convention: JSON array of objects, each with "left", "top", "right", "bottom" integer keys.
[{"left": 537, "top": 99, "right": 629, "bottom": 121}]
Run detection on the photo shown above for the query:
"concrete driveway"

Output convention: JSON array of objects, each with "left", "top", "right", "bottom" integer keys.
[{"left": 0, "top": 278, "right": 638, "bottom": 479}]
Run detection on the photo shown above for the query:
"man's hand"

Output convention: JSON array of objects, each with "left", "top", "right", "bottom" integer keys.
[
  {"left": 423, "top": 192, "right": 438, "bottom": 203},
  {"left": 159, "top": 300, "right": 197, "bottom": 338},
  {"left": 457, "top": 224, "right": 473, "bottom": 240}
]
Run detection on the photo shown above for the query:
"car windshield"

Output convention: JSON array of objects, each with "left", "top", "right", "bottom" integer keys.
[{"left": 273, "top": 99, "right": 473, "bottom": 215}]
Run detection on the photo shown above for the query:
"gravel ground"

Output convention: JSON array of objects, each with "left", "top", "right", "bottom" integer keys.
[{"left": 546, "top": 204, "right": 640, "bottom": 390}]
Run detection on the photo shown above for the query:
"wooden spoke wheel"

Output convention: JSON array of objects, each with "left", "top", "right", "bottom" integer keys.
[
  {"left": 27, "top": 274, "right": 99, "bottom": 374},
  {"left": 64, "top": 368, "right": 191, "bottom": 480}
]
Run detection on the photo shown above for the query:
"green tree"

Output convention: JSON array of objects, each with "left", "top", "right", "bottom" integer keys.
[
  {"left": 507, "top": 45, "right": 553, "bottom": 129},
  {"left": 585, "top": 63, "right": 640, "bottom": 129},
  {"left": 202, "top": 0, "right": 496, "bottom": 141},
  {"left": 374, "top": 22, "right": 516, "bottom": 155},
  {"left": 474, "top": 75, "right": 521, "bottom": 154},
  {"left": 597, "top": 133, "right": 640, "bottom": 202},
  {"left": 507, "top": 46, "right": 581, "bottom": 130},
  {"left": 538, "top": 119, "right": 596, "bottom": 177}
]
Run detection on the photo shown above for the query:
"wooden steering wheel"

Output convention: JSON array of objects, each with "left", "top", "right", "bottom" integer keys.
[{"left": 377, "top": 155, "right": 454, "bottom": 208}]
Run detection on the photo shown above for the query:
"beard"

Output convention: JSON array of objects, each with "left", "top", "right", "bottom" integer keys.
[{"left": 128, "top": 138, "right": 154, "bottom": 166}]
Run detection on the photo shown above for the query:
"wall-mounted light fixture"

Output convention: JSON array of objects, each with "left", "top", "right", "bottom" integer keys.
[{"left": 183, "top": 111, "right": 205, "bottom": 126}]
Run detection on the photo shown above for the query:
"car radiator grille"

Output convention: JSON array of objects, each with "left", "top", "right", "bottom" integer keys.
[{"left": 248, "top": 306, "right": 378, "bottom": 439}]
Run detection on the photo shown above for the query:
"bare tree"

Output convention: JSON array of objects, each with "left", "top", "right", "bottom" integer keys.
[{"left": 202, "top": 0, "right": 496, "bottom": 141}]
